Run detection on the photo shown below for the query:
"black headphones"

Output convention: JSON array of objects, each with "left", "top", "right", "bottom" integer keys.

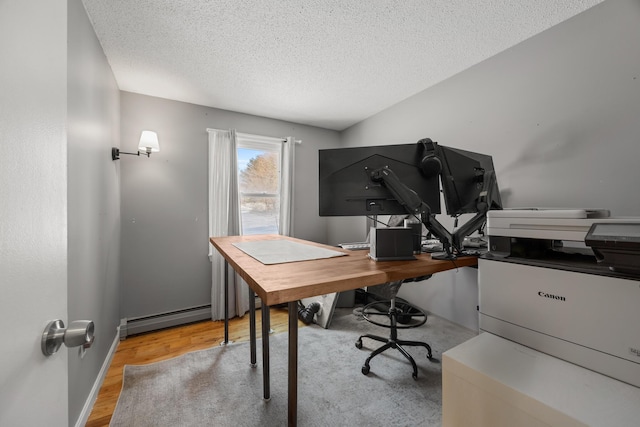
[{"left": 418, "top": 138, "right": 441, "bottom": 177}]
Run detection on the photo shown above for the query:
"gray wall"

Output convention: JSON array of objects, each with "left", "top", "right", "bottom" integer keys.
[
  {"left": 119, "top": 92, "right": 340, "bottom": 319},
  {"left": 339, "top": 0, "right": 640, "bottom": 330},
  {"left": 67, "top": 1, "right": 121, "bottom": 425}
]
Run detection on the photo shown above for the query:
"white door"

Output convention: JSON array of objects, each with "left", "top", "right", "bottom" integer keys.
[{"left": 0, "top": 1, "right": 69, "bottom": 425}]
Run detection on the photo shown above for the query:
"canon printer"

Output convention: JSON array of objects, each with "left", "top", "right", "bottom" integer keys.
[{"left": 479, "top": 208, "right": 640, "bottom": 387}]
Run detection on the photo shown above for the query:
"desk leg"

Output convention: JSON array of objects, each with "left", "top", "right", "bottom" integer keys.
[
  {"left": 222, "top": 261, "right": 230, "bottom": 345},
  {"left": 261, "top": 301, "right": 270, "bottom": 401},
  {"left": 249, "top": 289, "right": 257, "bottom": 367},
  {"left": 288, "top": 301, "right": 298, "bottom": 427}
]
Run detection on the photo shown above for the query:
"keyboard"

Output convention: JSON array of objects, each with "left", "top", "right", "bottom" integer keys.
[
  {"left": 339, "top": 242, "right": 370, "bottom": 250},
  {"left": 421, "top": 239, "right": 442, "bottom": 252}
]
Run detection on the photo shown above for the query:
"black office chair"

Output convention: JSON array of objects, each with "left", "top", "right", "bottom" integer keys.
[{"left": 355, "top": 280, "right": 433, "bottom": 379}]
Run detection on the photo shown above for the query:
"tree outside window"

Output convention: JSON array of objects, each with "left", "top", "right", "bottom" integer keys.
[{"left": 237, "top": 145, "right": 281, "bottom": 235}]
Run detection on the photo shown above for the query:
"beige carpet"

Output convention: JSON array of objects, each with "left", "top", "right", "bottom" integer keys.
[{"left": 110, "top": 308, "right": 476, "bottom": 426}]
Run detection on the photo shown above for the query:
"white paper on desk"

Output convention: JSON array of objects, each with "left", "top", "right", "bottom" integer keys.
[{"left": 232, "top": 239, "right": 347, "bottom": 265}]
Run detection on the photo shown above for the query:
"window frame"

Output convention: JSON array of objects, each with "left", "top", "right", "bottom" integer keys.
[{"left": 236, "top": 133, "right": 285, "bottom": 235}]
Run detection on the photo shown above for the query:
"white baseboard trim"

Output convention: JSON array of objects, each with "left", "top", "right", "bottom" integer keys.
[{"left": 75, "top": 326, "right": 120, "bottom": 427}]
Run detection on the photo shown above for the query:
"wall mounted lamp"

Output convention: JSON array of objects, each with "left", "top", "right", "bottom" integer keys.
[{"left": 112, "top": 130, "right": 160, "bottom": 160}]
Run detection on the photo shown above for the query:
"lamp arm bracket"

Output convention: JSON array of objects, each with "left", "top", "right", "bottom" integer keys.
[{"left": 111, "top": 147, "right": 151, "bottom": 160}]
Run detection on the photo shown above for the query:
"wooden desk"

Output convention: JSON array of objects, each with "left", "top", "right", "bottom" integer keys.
[{"left": 209, "top": 234, "right": 477, "bottom": 427}]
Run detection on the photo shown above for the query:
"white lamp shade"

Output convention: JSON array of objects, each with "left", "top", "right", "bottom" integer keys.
[{"left": 138, "top": 130, "right": 160, "bottom": 153}]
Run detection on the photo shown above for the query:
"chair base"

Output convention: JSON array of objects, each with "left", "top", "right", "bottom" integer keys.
[
  {"left": 356, "top": 299, "right": 433, "bottom": 379},
  {"left": 356, "top": 334, "right": 433, "bottom": 379}
]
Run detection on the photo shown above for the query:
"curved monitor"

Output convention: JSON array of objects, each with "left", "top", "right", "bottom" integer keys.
[{"left": 319, "top": 143, "right": 441, "bottom": 216}]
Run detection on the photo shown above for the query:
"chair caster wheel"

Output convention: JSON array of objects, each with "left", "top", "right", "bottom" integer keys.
[
  {"left": 362, "top": 365, "right": 370, "bottom": 375},
  {"left": 355, "top": 340, "right": 362, "bottom": 349}
]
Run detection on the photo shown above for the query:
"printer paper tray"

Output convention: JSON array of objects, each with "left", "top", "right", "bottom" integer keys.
[{"left": 480, "top": 315, "right": 640, "bottom": 388}]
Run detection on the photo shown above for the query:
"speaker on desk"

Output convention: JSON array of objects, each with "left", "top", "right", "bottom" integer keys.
[{"left": 368, "top": 227, "right": 415, "bottom": 261}]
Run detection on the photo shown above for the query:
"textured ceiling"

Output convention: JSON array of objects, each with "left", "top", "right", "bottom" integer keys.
[{"left": 82, "top": 0, "right": 604, "bottom": 131}]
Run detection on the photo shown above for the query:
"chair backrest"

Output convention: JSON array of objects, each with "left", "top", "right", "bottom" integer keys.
[{"left": 367, "top": 281, "right": 403, "bottom": 300}]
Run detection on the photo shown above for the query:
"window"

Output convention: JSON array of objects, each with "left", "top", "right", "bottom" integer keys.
[{"left": 236, "top": 135, "right": 283, "bottom": 235}]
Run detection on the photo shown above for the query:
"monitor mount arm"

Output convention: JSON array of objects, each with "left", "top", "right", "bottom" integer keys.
[
  {"left": 370, "top": 166, "right": 455, "bottom": 258},
  {"left": 450, "top": 169, "right": 497, "bottom": 252}
]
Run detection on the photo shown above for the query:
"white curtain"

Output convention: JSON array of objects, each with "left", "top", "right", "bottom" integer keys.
[
  {"left": 207, "top": 129, "right": 250, "bottom": 320},
  {"left": 279, "top": 136, "right": 296, "bottom": 236}
]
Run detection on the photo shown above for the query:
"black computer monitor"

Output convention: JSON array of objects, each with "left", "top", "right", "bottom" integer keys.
[
  {"left": 428, "top": 143, "right": 502, "bottom": 254},
  {"left": 434, "top": 144, "right": 502, "bottom": 216},
  {"left": 318, "top": 143, "right": 441, "bottom": 217}
]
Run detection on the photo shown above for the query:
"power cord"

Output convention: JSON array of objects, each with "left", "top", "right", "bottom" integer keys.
[{"left": 297, "top": 301, "right": 321, "bottom": 324}]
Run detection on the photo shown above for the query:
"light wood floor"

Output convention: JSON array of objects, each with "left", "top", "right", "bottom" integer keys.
[{"left": 86, "top": 307, "right": 299, "bottom": 427}]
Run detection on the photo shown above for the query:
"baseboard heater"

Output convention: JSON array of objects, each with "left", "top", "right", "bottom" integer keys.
[{"left": 119, "top": 304, "right": 212, "bottom": 339}]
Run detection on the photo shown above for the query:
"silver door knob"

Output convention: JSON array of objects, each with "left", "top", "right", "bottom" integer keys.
[{"left": 41, "top": 319, "right": 95, "bottom": 356}]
